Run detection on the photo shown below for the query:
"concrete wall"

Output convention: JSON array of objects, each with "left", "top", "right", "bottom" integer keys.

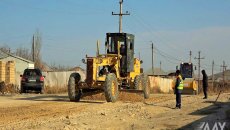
[
  {"left": 148, "top": 76, "right": 174, "bottom": 93},
  {"left": 42, "top": 70, "right": 86, "bottom": 88}
]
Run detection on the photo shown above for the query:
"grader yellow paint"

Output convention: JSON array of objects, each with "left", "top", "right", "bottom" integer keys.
[{"left": 68, "top": 33, "right": 150, "bottom": 102}]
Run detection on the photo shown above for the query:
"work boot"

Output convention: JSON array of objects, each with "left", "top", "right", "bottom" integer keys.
[
  {"left": 174, "top": 105, "right": 178, "bottom": 109},
  {"left": 178, "top": 104, "right": 181, "bottom": 109}
]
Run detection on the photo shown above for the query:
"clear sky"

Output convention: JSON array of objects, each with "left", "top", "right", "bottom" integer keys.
[{"left": 1, "top": 0, "right": 230, "bottom": 75}]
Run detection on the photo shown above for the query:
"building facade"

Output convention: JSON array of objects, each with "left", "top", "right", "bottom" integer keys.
[{"left": 0, "top": 50, "right": 34, "bottom": 86}]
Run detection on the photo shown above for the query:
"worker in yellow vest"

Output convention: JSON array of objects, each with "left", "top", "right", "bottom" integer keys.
[{"left": 174, "top": 70, "right": 184, "bottom": 109}]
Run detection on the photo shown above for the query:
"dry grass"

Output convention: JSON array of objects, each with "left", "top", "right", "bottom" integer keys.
[
  {"left": 0, "top": 82, "right": 67, "bottom": 94},
  {"left": 0, "top": 82, "right": 19, "bottom": 94},
  {"left": 44, "top": 85, "right": 67, "bottom": 94},
  {"left": 206, "top": 82, "right": 230, "bottom": 94}
]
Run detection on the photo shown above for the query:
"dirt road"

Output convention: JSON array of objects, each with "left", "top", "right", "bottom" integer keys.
[{"left": 0, "top": 92, "right": 229, "bottom": 130}]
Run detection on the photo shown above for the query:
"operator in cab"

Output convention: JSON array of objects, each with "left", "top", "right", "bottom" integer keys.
[{"left": 99, "top": 66, "right": 108, "bottom": 76}]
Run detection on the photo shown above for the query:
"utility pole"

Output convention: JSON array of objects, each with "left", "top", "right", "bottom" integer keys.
[
  {"left": 212, "top": 60, "right": 214, "bottom": 88},
  {"left": 215, "top": 61, "right": 227, "bottom": 104},
  {"left": 112, "top": 0, "right": 130, "bottom": 33},
  {"left": 221, "top": 61, "right": 227, "bottom": 88},
  {"left": 151, "top": 42, "right": 154, "bottom": 75},
  {"left": 160, "top": 61, "right": 162, "bottom": 72},
  {"left": 194, "top": 51, "right": 204, "bottom": 90},
  {"left": 189, "top": 51, "right": 192, "bottom": 63},
  {"left": 32, "top": 34, "right": 35, "bottom": 62}
]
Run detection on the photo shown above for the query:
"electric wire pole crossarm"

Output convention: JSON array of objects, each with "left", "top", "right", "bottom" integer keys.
[{"left": 112, "top": 0, "right": 130, "bottom": 33}]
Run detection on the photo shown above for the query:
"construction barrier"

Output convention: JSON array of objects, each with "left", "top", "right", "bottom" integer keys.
[{"left": 148, "top": 76, "right": 174, "bottom": 93}]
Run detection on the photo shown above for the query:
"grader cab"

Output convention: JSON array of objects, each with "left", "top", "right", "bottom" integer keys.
[{"left": 68, "top": 33, "right": 150, "bottom": 102}]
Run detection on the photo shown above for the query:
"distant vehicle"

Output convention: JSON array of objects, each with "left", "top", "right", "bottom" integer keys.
[
  {"left": 174, "top": 62, "right": 198, "bottom": 95},
  {"left": 20, "top": 68, "right": 45, "bottom": 94}
]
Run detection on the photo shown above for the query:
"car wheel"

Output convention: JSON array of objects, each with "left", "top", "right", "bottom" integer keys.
[
  {"left": 20, "top": 86, "right": 26, "bottom": 94},
  {"left": 40, "top": 87, "right": 45, "bottom": 94}
]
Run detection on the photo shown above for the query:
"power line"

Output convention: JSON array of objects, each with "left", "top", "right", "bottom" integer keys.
[
  {"left": 124, "top": 11, "right": 183, "bottom": 56},
  {"left": 126, "top": 11, "right": 188, "bottom": 57},
  {"left": 155, "top": 50, "right": 180, "bottom": 65},
  {"left": 155, "top": 47, "right": 182, "bottom": 62},
  {"left": 124, "top": 21, "right": 183, "bottom": 66}
]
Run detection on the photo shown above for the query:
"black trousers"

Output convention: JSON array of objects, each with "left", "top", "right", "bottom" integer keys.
[
  {"left": 203, "top": 87, "right": 208, "bottom": 98},
  {"left": 176, "top": 93, "right": 181, "bottom": 107}
]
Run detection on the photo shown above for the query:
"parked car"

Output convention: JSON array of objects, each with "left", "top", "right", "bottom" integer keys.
[{"left": 20, "top": 68, "right": 45, "bottom": 94}]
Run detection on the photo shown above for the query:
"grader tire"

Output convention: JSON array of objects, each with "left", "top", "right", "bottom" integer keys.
[
  {"left": 68, "top": 73, "right": 82, "bottom": 102},
  {"left": 134, "top": 75, "right": 143, "bottom": 90},
  {"left": 143, "top": 75, "right": 150, "bottom": 99},
  {"left": 104, "top": 73, "right": 119, "bottom": 103}
]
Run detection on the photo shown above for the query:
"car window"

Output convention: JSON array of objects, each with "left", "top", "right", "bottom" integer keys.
[{"left": 23, "top": 69, "right": 42, "bottom": 76}]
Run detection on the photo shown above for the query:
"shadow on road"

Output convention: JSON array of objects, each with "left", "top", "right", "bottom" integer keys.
[
  {"left": 16, "top": 94, "right": 69, "bottom": 102},
  {"left": 143, "top": 102, "right": 174, "bottom": 109},
  {"left": 15, "top": 94, "right": 106, "bottom": 104},
  {"left": 179, "top": 100, "right": 230, "bottom": 130}
]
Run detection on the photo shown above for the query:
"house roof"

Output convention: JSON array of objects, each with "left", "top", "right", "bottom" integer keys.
[
  {"left": 0, "top": 50, "right": 34, "bottom": 63},
  {"left": 0, "top": 50, "right": 8, "bottom": 59}
]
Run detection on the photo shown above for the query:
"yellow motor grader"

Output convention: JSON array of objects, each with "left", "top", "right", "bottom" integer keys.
[{"left": 68, "top": 33, "right": 150, "bottom": 102}]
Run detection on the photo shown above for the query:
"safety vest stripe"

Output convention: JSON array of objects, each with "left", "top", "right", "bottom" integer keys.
[{"left": 177, "top": 75, "right": 184, "bottom": 90}]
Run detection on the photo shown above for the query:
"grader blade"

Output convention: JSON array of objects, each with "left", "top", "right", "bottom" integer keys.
[{"left": 119, "top": 89, "right": 143, "bottom": 94}]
